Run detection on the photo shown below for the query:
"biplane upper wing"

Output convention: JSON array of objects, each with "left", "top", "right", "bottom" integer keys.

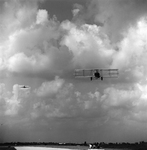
[
  {"left": 74, "top": 69, "right": 118, "bottom": 78},
  {"left": 74, "top": 69, "right": 93, "bottom": 78}
]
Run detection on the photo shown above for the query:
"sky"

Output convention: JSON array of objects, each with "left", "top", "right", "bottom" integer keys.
[{"left": 1, "top": 0, "right": 147, "bottom": 143}]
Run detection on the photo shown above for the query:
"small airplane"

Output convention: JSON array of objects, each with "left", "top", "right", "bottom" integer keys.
[
  {"left": 20, "top": 85, "right": 29, "bottom": 89},
  {"left": 74, "top": 68, "right": 119, "bottom": 80}
]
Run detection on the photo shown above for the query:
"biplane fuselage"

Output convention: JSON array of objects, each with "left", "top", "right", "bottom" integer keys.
[{"left": 74, "top": 69, "right": 118, "bottom": 81}]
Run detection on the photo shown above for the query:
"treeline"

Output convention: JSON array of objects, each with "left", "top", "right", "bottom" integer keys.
[
  {"left": 90, "top": 141, "right": 147, "bottom": 150},
  {"left": 0, "top": 142, "right": 87, "bottom": 147}
]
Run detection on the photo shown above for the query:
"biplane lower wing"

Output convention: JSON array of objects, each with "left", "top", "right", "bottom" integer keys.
[{"left": 74, "top": 69, "right": 118, "bottom": 79}]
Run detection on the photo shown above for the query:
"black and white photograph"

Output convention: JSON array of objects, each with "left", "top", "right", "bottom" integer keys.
[{"left": 0, "top": 0, "right": 147, "bottom": 150}]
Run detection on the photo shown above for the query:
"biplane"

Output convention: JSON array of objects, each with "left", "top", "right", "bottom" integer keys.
[
  {"left": 20, "top": 85, "right": 29, "bottom": 89},
  {"left": 74, "top": 69, "right": 118, "bottom": 80}
]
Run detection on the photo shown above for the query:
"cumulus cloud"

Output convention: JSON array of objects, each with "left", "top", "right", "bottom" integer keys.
[
  {"left": 60, "top": 16, "right": 147, "bottom": 85},
  {"left": 8, "top": 52, "right": 50, "bottom": 73},
  {"left": 5, "top": 84, "right": 31, "bottom": 116},
  {"left": 35, "top": 76, "right": 65, "bottom": 97},
  {"left": 1, "top": 80, "right": 147, "bottom": 123},
  {"left": 32, "top": 77, "right": 74, "bottom": 119},
  {"left": 61, "top": 20, "right": 114, "bottom": 68},
  {"left": 72, "top": 8, "right": 80, "bottom": 17},
  {"left": 0, "top": 1, "right": 59, "bottom": 77},
  {"left": 0, "top": 83, "right": 31, "bottom": 116},
  {"left": 72, "top": 3, "right": 84, "bottom": 19},
  {"left": 1, "top": 0, "right": 147, "bottom": 81},
  {"left": 0, "top": 2, "right": 76, "bottom": 80},
  {"left": 1, "top": 0, "right": 147, "bottom": 142},
  {"left": 109, "top": 18, "right": 147, "bottom": 84},
  {"left": 36, "top": 9, "right": 48, "bottom": 25},
  {"left": 88, "top": 0, "right": 147, "bottom": 43},
  {"left": 0, "top": 0, "right": 147, "bottom": 111},
  {"left": 0, "top": 0, "right": 39, "bottom": 38},
  {"left": 1, "top": 79, "right": 147, "bottom": 142},
  {"left": 2, "top": 0, "right": 147, "bottom": 84}
]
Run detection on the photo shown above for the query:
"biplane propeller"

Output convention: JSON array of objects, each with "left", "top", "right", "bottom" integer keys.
[{"left": 74, "top": 69, "right": 119, "bottom": 81}]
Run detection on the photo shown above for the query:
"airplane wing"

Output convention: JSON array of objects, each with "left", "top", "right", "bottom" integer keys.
[
  {"left": 74, "top": 69, "right": 118, "bottom": 78},
  {"left": 99, "top": 69, "right": 119, "bottom": 78},
  {"left": 74, "top": 69, "right": 94, "bottom": 78}
]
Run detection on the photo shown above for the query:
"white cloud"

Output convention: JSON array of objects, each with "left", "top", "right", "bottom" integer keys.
[
  {"left": 72, "top": 9, "right": 80, "bottom": 17},
  {"left": 36, "top": 9, "right": 48, "bottom": 25},
  {"left": 0, "top": 0, "right": 38, "bottom": 37},
  {"left": 31, "top": 101, "right": 67, "bottom": 118},
  {"left": 0, "top": 5, "right": 75, "bottom": 80},
  {"left": 5, "top": 84, "right": 31, "bottom": 116},
  {"left": 1, "top": 79, "right": 147, "bottom": 133},
  {"left": 35, "top": 76, "right": 65, "bottom": 97},
  {"left": 111, "top": 18, "right": 147, "bottom": 69},
  {"left": 8, "top": 52, "right": 50, "bottom": 73},
  {"left": 72, "top": 3, "right": 84, "bottom": 18},
  {"left": 31, "top": 78, "right": 74, "bottom": 118},
  {"left": 1, "top": 0, "right": 147, "bottom": 84},
  {"left": 0, "top": 79, "right": 147, "bottom": 124},
  {"left": 61, "top": 21, "right": 114, "bottom": 68}
]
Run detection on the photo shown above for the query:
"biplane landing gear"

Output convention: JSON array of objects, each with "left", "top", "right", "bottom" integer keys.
[{"left": 90, "top": 77, "right": 93, "bottom": 81}]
